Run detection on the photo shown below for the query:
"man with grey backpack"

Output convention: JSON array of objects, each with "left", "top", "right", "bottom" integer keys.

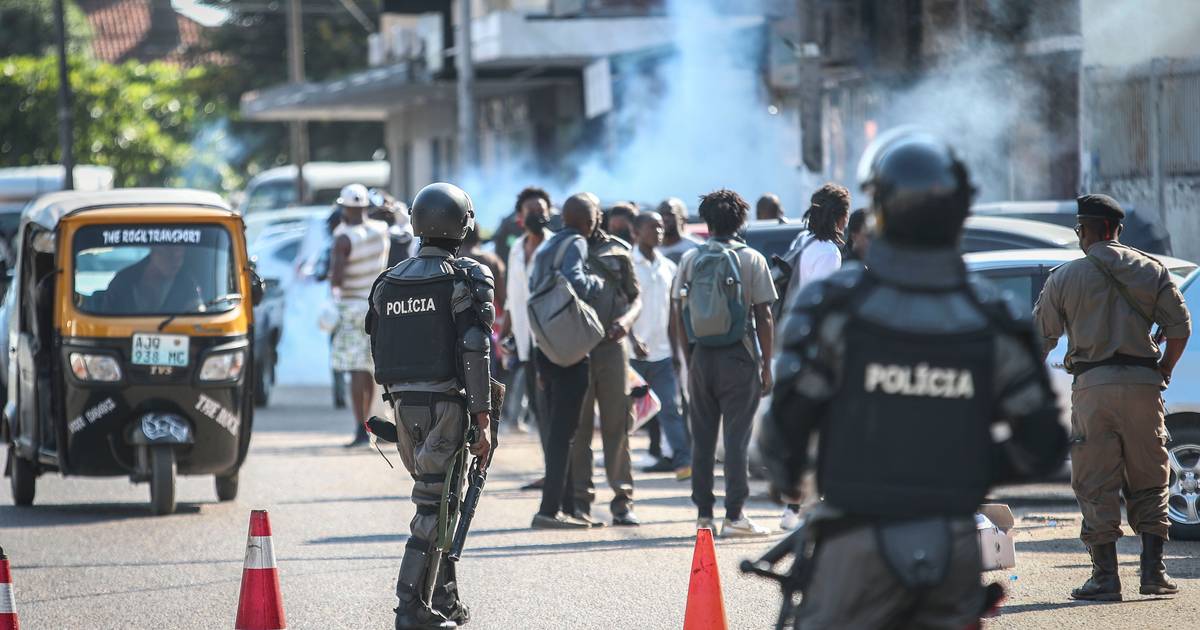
[
  {"left": 526, "top": 193, "right": 607, "bottom": 529},
  {"left": 671, "top": 189, "right": 777, "bottom": 537}
]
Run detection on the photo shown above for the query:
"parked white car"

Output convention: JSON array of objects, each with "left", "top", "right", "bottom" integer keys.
[{"left": 240, "top": 162, "right": 389, "bottom": 214}]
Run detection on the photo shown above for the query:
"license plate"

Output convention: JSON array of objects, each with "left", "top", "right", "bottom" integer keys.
[{"left": 131, "top": 333, "right": 189, "bottom": 367}]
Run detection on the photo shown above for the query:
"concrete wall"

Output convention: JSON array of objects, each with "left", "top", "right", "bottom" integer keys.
[{"left": 1101, "top": 176, "right": 1200, "bottom": 262}]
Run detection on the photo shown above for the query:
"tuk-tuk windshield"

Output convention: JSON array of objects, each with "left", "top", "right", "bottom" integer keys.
[{"left": 72, "top": 224, "right": 239, "bottom": 316}]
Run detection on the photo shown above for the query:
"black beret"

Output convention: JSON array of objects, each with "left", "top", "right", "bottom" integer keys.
[{"left": 1076, "top": 194, "right": 1125, "bottom": 221}]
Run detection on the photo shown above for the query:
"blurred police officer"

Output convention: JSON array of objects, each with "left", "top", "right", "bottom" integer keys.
[
  {"left": 760, "top": 130, "right": 1067, "bottom": 628},
  {"left": 1034, "top": 194, "right": 1191, "bottom": 601},
  {"left": 366, "top": 183, "right": 494, "bottom": 629}
]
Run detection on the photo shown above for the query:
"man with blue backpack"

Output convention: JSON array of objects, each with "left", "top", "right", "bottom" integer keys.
[{"left": 671, "top": 189, "right": 778, "bottom": 537}]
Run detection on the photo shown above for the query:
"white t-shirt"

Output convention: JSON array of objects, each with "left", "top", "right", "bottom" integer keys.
[
  {"left": 787, "top": 232, "right": 842, "bottom": 295},
  {"left": 631, "top": 247, "right": 677, "bottom": 363}
]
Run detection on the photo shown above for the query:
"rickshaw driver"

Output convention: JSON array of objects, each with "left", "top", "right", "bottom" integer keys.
[{"left": 102, "top": 244, "right": 203, "bottom": 313}]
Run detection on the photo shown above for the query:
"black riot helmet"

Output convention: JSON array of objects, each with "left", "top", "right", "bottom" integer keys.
[
  {"left": 409, "top": 183, "right": 476, "bottom": 240},
  {"left": 857, "top": 129, "right": 975, "bottom": 248}
]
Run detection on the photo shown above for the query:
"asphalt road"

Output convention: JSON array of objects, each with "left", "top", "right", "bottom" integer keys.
[{"left": 3, "top": 386, "right": 1199, "bottom": 629}]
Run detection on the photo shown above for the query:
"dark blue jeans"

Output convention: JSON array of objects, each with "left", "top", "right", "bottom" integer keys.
[{"left": 631, "top": 357, "right": 691, "bottom": 468}]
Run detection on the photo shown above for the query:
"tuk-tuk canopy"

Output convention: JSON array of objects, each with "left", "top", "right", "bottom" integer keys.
[{"left": 20, "top": 188, "right": 232, "bottom": 234}]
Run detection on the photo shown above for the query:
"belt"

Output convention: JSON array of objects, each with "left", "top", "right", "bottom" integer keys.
[
  {"left": 382, "top": 389, "right": 465, "bottom": 407},
  {"left": 1071, "top": 353, "right": 1159, "bottom": 376}
]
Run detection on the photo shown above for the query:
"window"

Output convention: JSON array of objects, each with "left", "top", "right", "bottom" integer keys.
[
  {"left": 979, "top": 271, "right": 1036, "bottom": 312},
  {"left": 962, "top": 235, "right": 1020, "bottom": 253},
  {"left": 73, "top": 224, "right": 239, "bottom": 316},
  {"left": 273, "top": 239, "right": 301, "bottom": 264}
]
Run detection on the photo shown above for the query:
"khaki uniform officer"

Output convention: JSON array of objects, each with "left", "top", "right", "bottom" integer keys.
[{"left": 1034, "top": 193, "right": 1191, "bottom": 601}]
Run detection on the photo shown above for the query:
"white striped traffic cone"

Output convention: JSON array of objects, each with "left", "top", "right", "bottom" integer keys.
[
  {"left": 234, "top": 510, "right": 286, "bottom": 629},
  {"left": 0, "top": 547, "right": 18, "bottom": 630}
]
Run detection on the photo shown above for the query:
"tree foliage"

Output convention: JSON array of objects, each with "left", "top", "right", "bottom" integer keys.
[
  {"left": 191, "top": 0, "right": 385, "bottom": 179},
  {"left": 0, "top": 0, "right": 92, "bottom": 58},
  {"left": 0, "top": 56, "right": 231, "bottom": 188}
]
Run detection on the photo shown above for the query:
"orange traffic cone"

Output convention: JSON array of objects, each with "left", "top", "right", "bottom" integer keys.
[
  {"left": 235, "top": 510, "right": 287, "bottom": 630},
  {"left": 683, "top": 527, "right": 728, "bottom": 630},
  {"left": 0, "top": 547, "right": 18, "bottom": 630}
]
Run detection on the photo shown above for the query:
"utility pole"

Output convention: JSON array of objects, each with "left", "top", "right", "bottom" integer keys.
[
  {"left": 53, "top": 0, "right": 74, "bottom": 190},
  {"left": 286, "top": 0, "right": 309, "bottom": 204},
  {"left": 455, "top": 0, "right": 478, "bottom": 175}
]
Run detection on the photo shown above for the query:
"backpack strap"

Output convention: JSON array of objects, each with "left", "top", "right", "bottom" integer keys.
[
  {"left": 552, "top": 235, "right": 581, "bottom": 269},
  {"left": 1085, "top": 254, "right": 1155, "bottom": 327}
]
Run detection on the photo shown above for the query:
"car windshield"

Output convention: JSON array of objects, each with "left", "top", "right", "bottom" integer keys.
[
  {"left": 243, "top": 180, "right": 295, "bottom": 214},
  {"left": 73, "top": 224, "right": 239, "bottom": 316}
]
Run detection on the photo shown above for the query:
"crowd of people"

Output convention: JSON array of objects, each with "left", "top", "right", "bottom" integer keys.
[
  {"left": 476, "top": 184, "right": 861, "bottom": 534},
  {"left": 322, "top": 178, "right": 865, "bottom": 535}
]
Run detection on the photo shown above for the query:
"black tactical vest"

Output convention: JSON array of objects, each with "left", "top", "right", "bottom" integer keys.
[
  {"left": 370, "top": 271, "right": 458, "bottom": 384},
  {"left": 819, "top": 316, "right": 996, "bottom": 518}
]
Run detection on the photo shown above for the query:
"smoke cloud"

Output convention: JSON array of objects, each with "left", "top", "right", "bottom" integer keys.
[{"left": 464, "top": 0, "right": 811, "bottom": 228}]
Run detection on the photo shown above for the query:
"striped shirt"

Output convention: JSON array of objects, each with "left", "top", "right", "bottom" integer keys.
[{"left": 334, "top": 218, "right": 390, "bottom": 301}]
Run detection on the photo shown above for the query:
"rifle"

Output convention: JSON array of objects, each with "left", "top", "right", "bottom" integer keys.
[
  {"left": 742, "top": 505, "right": 1008, "bottom": 629},
  {"left": 741, "top": 516, "right": 813, "bottom": 630},
  {"left": 448, "top": 378, "right": 504, "bottom": 562},
  {"left": 740, "top": 503, "right": 842, "bottom": 629}
]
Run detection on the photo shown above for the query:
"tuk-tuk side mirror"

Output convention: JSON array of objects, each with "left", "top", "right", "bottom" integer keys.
[{"left": 249, "top": 268, "right": 265, "bottom": 307}]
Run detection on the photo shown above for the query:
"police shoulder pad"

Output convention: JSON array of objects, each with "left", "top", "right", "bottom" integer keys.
[{"left": 452, "top": 257, "right": 495, "bottom": 288}]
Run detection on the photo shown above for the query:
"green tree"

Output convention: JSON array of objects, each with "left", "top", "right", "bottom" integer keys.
[
  {"left": 0, "top": 0, "right": 92, "bottom": 58},
  {"left": 0, "top": 56, "right": 230, "bottom": 187},
  {"left": 191, "top": 0, "right": 385, "bottom": 180}
]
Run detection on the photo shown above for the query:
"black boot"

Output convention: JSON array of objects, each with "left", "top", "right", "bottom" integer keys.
[
  {"left": 1070, "top": 542, "right": 1122, "bottom": 601},
  {"left": 395, "top": 543, "right": 457, "bottom": 630},
  {"left": 1140, "top": 533, "right": 1180, "bottom": 595},
  {"left": 432, "top": 556, "right": 471, "bottom": 625}
]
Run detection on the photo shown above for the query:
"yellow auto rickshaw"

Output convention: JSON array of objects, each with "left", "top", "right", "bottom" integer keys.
[{"left": 2, "top": 189, "right": 263, "bottom": 514}]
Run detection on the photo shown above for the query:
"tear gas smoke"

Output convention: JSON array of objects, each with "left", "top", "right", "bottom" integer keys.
[{"left": 462, "top": 0, "right": 810, "bottom": 228}]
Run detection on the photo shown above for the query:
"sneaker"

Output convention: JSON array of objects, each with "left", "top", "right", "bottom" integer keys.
[
  {"left": 674, "top": 466, "right": 692, "bottom": 481},
  {"left": 531, "top": 512, "right": 591, "bottom": 529},
  {"left": 779, "top": 507, "right": 803, "bottom": 531},
  {"left": 612, "top": 510, "right": 641, "bottom": 527},
  {"left": 721, "top": 516, "right": 771, "bottom": 538},
  {"left": 696, "top": 517, "right": 716, "bottom": 531}
]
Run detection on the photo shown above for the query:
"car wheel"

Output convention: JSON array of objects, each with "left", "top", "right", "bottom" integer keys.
[
  {"left": 1166, "top": 420, "right": 1200, "bottom": 540},
  {"left": 254, "top": 345, "right": 274, "bottom": 408},
  {"left": 8, "top": 446, "right": 35, "bottom": 506}
]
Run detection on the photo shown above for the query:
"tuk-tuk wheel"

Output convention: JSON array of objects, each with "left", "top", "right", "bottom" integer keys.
[
  {"left": 215, "top": 472, "right": 239, "bottom": 502},
  {"left": 8, "top": 447, "right": 36, "bottom": 506},
  {"left": 149, "top": 445, "right": 177, "bottom": 516}
]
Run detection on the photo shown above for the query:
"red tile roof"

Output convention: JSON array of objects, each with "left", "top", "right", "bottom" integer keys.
[{"left": 78, "top": 0, "right": 216, "bottom": 67}]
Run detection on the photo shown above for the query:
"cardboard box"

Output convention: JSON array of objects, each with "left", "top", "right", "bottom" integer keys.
[{"left": 977, "top": 503, "right": 1017, "bottom": 571}]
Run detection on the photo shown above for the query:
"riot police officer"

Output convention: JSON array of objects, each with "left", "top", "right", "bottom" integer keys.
[
  {"left": 366, "top": 182, "right": 494, "bottom": 630},
  {"left": 759, "top": 130, "right": 1068, "bottom": 628}
]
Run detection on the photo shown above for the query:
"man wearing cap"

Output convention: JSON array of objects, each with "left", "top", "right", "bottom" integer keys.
[
  {"left": 330, "top": 183, "right": 391, "bottom": 447},
  {"left": 1034, "top": 193, "right": 1191, "bottom": 601}
]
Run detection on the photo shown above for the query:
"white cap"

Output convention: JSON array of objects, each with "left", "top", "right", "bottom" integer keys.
[{"left": 337, "top": 184, "right": 370, "bottom": 208}]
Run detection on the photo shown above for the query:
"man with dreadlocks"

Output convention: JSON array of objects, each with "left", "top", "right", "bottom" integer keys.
[{"left": 775, "top": 183, "right": 852, "bottom": 530}]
